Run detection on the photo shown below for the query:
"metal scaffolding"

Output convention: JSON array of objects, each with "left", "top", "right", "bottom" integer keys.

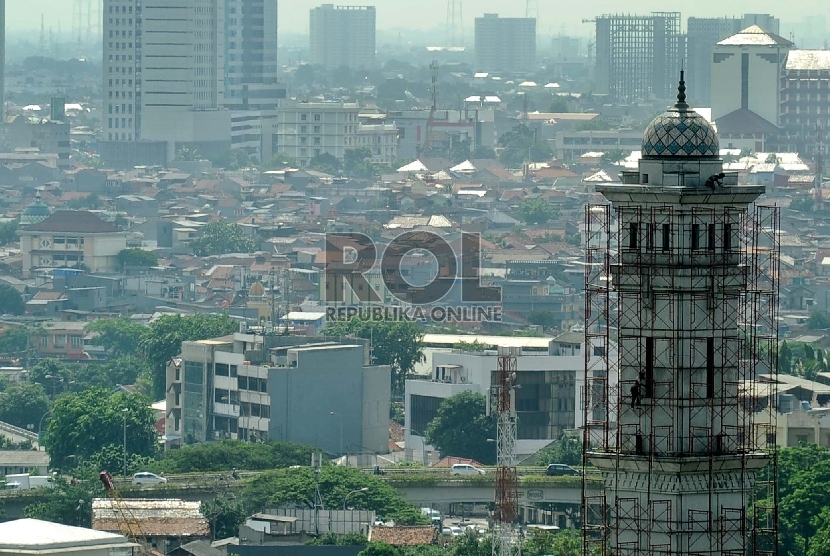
[
  {"left": 491, "top": 346, "right": 521, "bottom": 556},
  {"left": 582, "top": 203, "right": 780, "bottom": 555}
]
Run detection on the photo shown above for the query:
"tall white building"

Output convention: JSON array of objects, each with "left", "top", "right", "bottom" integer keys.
[
  {"left": 711, "top": 25, "right": 793, "bottom": 127},
  {"left": 272, "top": 100, "right": 359, "bottom": 167},
  {"left": 102, "top": 0, "right": 231, "bottom": 166},
  {"left": 309, "top": 4, "right": 376, "bottom": 70},
  {"left": 474, "top": 14, "right": 536, "bottom": 74}
]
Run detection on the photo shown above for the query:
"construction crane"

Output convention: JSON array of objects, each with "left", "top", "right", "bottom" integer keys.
[
  {"left": 99, "top": 471, "right": 154, "bottom": 554},
  {"left": 489, "top": 347, "right": 521, "bottom": 556}
]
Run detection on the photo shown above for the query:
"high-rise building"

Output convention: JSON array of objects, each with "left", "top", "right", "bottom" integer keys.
[
  {"left": 309, "top": 4, "right": 376, "bottom": 70},
  {"left": 583, "top": 74, "right": 779, "bottom": 556},
  {"left": 101, "top": 0, "right": 231, "bottom": 167},
  {"left": 225, "top": 0, "right": 285, "bottom": 161},
  {"left": 711, "top": 26, "right": 792, "bottom": 127},
  {"left": 687, "top": 14, "right": 780, "bottom": 105},
  {"left": 271, "top": 100, "right": 359, "bottom": 168},
  {"left": 779, "top": 50, "right": 830, "bottom": 155},
  {"left": 225, "top": 0, "right": 279, "bottom": 112},
  {"left": 594, "top": 12, "right": 682, "bottom": 101},
  {"left": 474, "top": 14, "right": 536, "bottom": 74},
  {"left": 0, "top": 0, "right": 5, "bottom": 118}
]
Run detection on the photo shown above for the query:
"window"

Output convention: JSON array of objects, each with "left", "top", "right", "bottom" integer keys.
[
  {"left": 300, "top": 125, "right": 307, "bottom": 133},
  {"left": 662, "top": 224, "right": 671, "bottom": 251},
  {"left": 647, "top": 223, "right": 654, "bottom": 250},
  {"left": 214, "top": 388, "right": 230, "bottom": 403},
  {"left": 314, "top": 125, "right": 321, "bottom": 133},
  {"left": 259, "top": 378, "right": 267, "bottom": 393},
  {"left": 707, "top": 224, "right": 715, "bottom": 251},
  {"left": 724, "top": 223, "right": 732, "bottom": 251},
  {"left": 691, "top": 223, "right": 700, "bottom": 250},
  {"left": 300, "top": 114, "right": 308, "bottom": 121},
  {"left": 238, "top": 376, "right": 247, "bottom": 390},
  {"left": 706, "top": 337, "right": 715, "bottom": 399},
  {"left": 642, "top": 173, "right": 649, "bottom": 184},
  {"left": 313, "top": 114, "right": 321, "bottom": 122},
  {"left": 230, "top": 365, "right": 238, "bottom": 377},
  {"left": 71, "top": 336, "right": 83, "bottom": 348},
  {"left": 215, "top": 363, "right": 230, "bottom": 376},
  {"left": 629, "top": 223, "right": 638, "bottom": 249},
  {"left": 644, "top": 337, "right": 654, "bottom": 398}
]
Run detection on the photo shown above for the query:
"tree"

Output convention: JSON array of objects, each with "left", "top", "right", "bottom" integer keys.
[
  {"left": 263, "top": 152, "right": 298, "bottom": 170},
  {"left": 344, "top": 148, "right": 376, "bottom": 179},
  {"left": 308, "top": 532, "right": 368, "bottom": 546},
  {"left": 516, "top": 198, "right": 559, "bottom": 225},
  {"left": 158, "top": 440, "right": 315, "bottom": 473},
  {"left": 453, "top": 340, "right": 487, "bottom": 353},
  {"left": 139, "top": 313, "right": 239, "bottom": 398},
  {"left": 537, "top": 436, "right": 583, "bottom": 466},
  {"left": 0, "top": 326, "right": 30, "bottom": 354},
  {"left": 68, "top": 193, "right": 102, "bottom": 210},
  {"left": 176, "top": 146, "right": 200, "bottom": 161},
  {"left": 0, "top": 383, "right": 50, "bottom": 429},
  {"left": 244, "top": 466, "right": 427, "bottom": 525},
  {"left": 548, "top": 97, "right": 570, "bottom": 113},
  {"left": 497, "top": 125, "right": 552, "bottom": 168},
  {"left": 0, "top": 283, "right": 25, "bottom": 315},
  {"left": 472, "top": 146, "right": 496, "bottom": 159},
  {"left": 807, "top": 311, "right": 830, "bottom": 330},
  {"left": 528, "top": 310, "right": 558, "bottom": 329},
  {"left": 189, "top": 219, "right": 258, "bottom": 257},
  {"left": 309, "top": 153, "right": 342, "bottom": 175},
  {"left": 575, "top": 118, "right": 611, "bottom": 131},
  {"left": 600, "top": 149, "right": 628, "bottom": 165},
  {"left": 780, "top": 341, "right": 793, "bottom": 375},
  {"left": 425, "top": 391, "right": 496, "bottom": 464},
  {"left": 23, "top": 477, "right": 101, "bottom": 527},
  {"left": 43, "top": 388, "right": 157, "bottom": 466},
  {"left": 85, "top": 317, "right": 147, "bottom": 357},
  {"left": 0, "top": 220, "right": 19, "bottom": 246},
  {"left": 117, "top": 248, "right": 158, "bottom": 269},
  {"left": 777, "top": 444, "right": 830, "bottom": 556},
  {"left": 324, "top": 319, "right": 425, "bottom": 396},
  {"left": 202, "top": 493, "right": 248, "bottom": 540},
  {"left": 449, "top": 138, "right": 472, "bottom": 164},
  {"left": 359, "top": 543, "right": 400, "bottom": 556}
]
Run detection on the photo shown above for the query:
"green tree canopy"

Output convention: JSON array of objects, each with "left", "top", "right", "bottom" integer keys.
[
  {"left": 0, "top": 284, "right": 25, "bottom": 315},
  {"left": 0, "top": 220, "right": 19, "bottom": 246},
  {"left": 263, "top": 152, "right": 298, "bottom": 170},
  {"left": 516, "top": 198, "right": 559, "bottom": 225},
  {"left": 309, "top": 153, "right": 342, "bottom": 175},
  {"left": 527, "top": 310, "right": 558, "bottom": 329},
  {"left": 85, "top": 317, "right": 147, "bottom": 357},
  {"left": 807, "top": 311, "right": 830, "bottom": 330},
  {"left": 117, "top": 248, "right": 158, "bottom": 269},
  {"left": 536, "top": 436, "right": 583, "bottom": 467},
  {"left": 0, "top": 382, "right": 50, "bottom": 429},
  {"left": 23, "top": 477, "right": 102, "bottom": 527},
  {"left": 43, "top": 388, "right": 157, "bottom": 467},
  {"left": 497, "top": 125, "right": 552, "bottom": 168},
  {"left": 158, "top": 440, "right": 315, "bottom": 473},
  {"left": 344, "top": 148, "right": 378, "bottom": 179},
  {"left": 0, "top": 326, "right": 30, "bottom": 354},
  {"left": 138, "top": 313, "right": 239, "bottom": 398},
  {"left": 202, "top": 493, "right": 249, "bottom": 540},
  {"left": 425, "top": 391, "right": 496, "bottom": 464},
  {"left": 244, "top": 466, "right": 427, "bottom": 525},
  {"left": 472, "top": 146, "right": 496, "bottom": 159},
  {"left": 323, "top": 318, "right": 425, "bottom": 396},
  {"left": 548, "top": 96, "right": 570, "bottom": 113},
  {"left": 777, "top": 444, "right": 830, "bottom": 555},
  {"left": 190, "top": 219, "right": 258, "bottom": 257}
]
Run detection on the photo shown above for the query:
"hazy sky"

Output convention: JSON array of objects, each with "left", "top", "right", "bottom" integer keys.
[{"left": 6, "top": 0, "right": 829, "bottom": 34}]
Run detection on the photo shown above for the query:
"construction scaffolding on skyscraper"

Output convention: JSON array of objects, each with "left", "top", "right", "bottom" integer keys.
[
  {"left": 489, "top": 346, "right": 521, "bottom": 556},
  {"left": 582, "top": 202, "right": 780, "bottom": 555}
]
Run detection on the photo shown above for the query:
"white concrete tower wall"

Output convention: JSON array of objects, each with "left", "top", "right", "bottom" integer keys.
[
  {"left": 225, "top": 0, "right": 280, "bottom": 111},
  {"left": 583, "top": 74, "right": 779, "bottom": 555}
]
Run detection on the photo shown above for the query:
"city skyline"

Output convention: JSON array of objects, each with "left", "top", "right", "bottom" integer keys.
[{"left": 5, "top": 0, "right": 829, "bottom": 36}]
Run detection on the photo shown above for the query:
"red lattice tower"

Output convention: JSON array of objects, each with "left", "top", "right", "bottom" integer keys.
[{"left": 491, "top": 346, "right": 520, "bottom": 556}]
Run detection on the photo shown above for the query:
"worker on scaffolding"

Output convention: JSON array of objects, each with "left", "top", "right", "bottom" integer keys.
[{"left": 630, "top": 375, "right": 643, "bottom": 409}]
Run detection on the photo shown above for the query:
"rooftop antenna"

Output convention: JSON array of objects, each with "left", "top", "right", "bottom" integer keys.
[
  {"left": 40, "top": 15, "right": 46, "bottom": 56},
  {"left": 446, "top": 0, "right": 463, "bottom": 47}
]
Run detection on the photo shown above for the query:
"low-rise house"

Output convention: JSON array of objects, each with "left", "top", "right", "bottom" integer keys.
[{"left": 0, "top": 519, "right": 135, "bottom": 556}]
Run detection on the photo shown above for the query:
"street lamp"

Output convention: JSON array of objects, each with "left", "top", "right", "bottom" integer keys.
[
  {"left": 61, "top": 454, "right": 76, "bottom": 475},
  {"left": 38, "top": 409, "right": 52, "bottom": 451},
  {"left": 405, "top": 428, "right": 428, "bottom": 466},
  {"left": 122, "top": 408, "right": 129, "bottom": 477},
  {"left": 330, "top": 411, "right": 343, "bottom": 460},
  {"left": 343, "top": 487, "right": 369, "bottom": 510}
]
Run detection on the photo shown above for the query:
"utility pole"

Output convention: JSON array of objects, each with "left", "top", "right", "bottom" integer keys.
[{"left": 311, "top": 452, "right": 324, "bottom": 535}]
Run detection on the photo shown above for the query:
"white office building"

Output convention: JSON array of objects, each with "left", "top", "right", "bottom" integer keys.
[
  {"left": 355, "top": 124, "right": 399, "bottom": 164},
  {"left": 272, "top": 101, "right": 360, "bottom": 167},
  {"left": 310, "top": 4, "right": 376, "bottom": 70},
  {"left": 102, "top": 0, "right": 231, "bottom": 165}
]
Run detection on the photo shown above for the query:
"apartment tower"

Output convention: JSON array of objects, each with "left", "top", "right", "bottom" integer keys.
[
  {"left": 474, "top": 14, "right": 536, "bottom": 74},
  {"left": 309, "top": 4, "right": 376, "bottom": 70}
]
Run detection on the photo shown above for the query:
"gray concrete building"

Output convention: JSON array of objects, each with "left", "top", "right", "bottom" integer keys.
[
  {"left": 474, "top": 14, "right": 536, "bottom": 74},
  {"left": 269, "top": 344, "right": 390, "bottom": 456},
  {"left": 310, "top": 4, "right": 376, "bottom": 70},
  {"left": 686, "top": 14, "right": 780, "bottom": 105}
]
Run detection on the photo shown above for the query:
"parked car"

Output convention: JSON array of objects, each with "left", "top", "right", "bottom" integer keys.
[
  {"left": 450, "top": 526, "right": 463, "bottom": 536},
  {"left": 132, "top": 472, "right": 168, "bottom": 485},
  {"left": 450, "top": 464, "right": 486, "bottom": 475},
  {"left": 545, "top": 464, "right": 581, "bottom": 476}
]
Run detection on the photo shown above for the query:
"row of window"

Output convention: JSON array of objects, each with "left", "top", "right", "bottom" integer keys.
[
  {"left": 109, "top": 104, "right": 133, "bottom": 115},
  {"left": 108, "top": 117, "right": 134, "bottom": 129},
  {"left": 108, "top": 133, "right": 134, "bottom": 140},
  {"left": 238, "top": 375, "right": 268, "bottom": 392},
  {"left": 109, "top": 90, "right": 134, "bottom": 99},
  {"left": 108, "top": 5, "right": 133, "bottom": 14},
  {"left": 627, "top": 222, "right": 733, "bottom": 252}
]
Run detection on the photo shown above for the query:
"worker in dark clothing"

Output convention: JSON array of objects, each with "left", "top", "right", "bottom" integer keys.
[{"left": 630, "top": 378, "right": 642, "bottom": 409}]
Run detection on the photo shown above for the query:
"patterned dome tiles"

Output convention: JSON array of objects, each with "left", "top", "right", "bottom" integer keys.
[{"left": 641, "top": 110, "right": 719, "bottom": 158}]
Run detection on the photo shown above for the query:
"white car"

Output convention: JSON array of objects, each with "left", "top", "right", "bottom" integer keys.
[
  {"left": 450, "top": 464, "right": 486, "bottom": 476},
  {"left": 132, "top": 472, "right": 168, "bottom": 485},
  {"left": 450, "top": 526, "right": 463, "bottom": 536}
]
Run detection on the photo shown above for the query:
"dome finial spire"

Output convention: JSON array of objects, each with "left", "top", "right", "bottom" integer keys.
[{"left": 677, "top": 70, "right": 687, "bottom": 106}]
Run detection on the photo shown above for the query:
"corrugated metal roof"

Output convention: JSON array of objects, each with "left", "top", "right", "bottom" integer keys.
[
  {"left": 92, "top": 499, "right": 210, "bottom": 537},
  {"left": 786, "top": 50, "right": 830, "bottom": 70}
]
